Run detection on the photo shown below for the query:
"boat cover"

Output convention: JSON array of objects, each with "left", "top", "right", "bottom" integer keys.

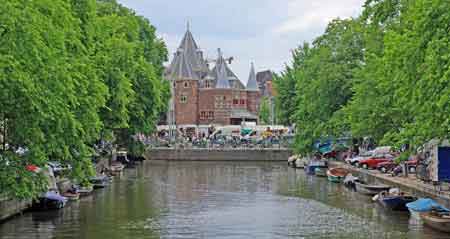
[
  {"left": 44, "top": 192, "right": 67, "bottom": 202},
  {"left": 406, "top": 198, "right": 450, "bottom": 212}
]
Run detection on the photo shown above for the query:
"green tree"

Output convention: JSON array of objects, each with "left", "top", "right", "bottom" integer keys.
[
  {"left": 0, "top": 0, "right": 169, "bottom": 199},
  {"left": 259, "top": 97, "right": 271, "bottom": 124},
  {"left": 279, "top": 19, "right": 364, "bottom": 153}
]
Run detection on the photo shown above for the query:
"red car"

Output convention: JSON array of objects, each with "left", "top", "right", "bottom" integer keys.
[
  {"left": 357, "top": 157, "right": 393, "bottom": 169},
  {"left": 377, "top": 159, "right": 418, "bottom": 173}
]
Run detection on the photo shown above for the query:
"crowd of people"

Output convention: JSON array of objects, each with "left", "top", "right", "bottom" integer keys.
[{"left": 150, "top": 126, "right": 293, "bottom": 149}]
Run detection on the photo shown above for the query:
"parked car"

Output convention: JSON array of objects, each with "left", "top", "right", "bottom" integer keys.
[
  {"left": 377, "top": 159, "right": 418, "bottom": 173},
  {"left": 345, "top": 154, "right": 371, "bottom": 165},
  {"left": 357, "top": 156, "right": 393, "bottom": 169},
  {"left": 345, "top": 146, "right": 394, "bottom": 165}
]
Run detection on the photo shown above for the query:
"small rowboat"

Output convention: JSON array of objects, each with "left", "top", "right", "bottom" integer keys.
[
  {"left": 77, "top": 186, "right": 93, "bottom": 197},
  {"left": 90, "top": 176, "right": 110, "bottom": 189},
  {"left": 421, "top": 212, "right": 450, "bottom": 233},
  {"left": 110, "top": 163, "right": 125, "bottom": 172},
  {"left": 354, "top": 181, "right": 390, "bottom": 196},
  {"left": 376, "top": 191, "right": 417, "bottom": 211},
  {"left": 305, "top": 161, "right": 328, "bottom": 175},
  {"left": 62, "top": 191, "right": 80, "bottom": 201},
  {"left": 326, "top": 168, "right": 350, "bottom": 183},
  {"left": 314, "top": 167, "right": 327, "bottom": 177}
]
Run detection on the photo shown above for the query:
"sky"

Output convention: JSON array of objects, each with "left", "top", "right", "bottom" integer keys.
[{"left": 117, "top": 0, "right": 365, "bottom": 83}]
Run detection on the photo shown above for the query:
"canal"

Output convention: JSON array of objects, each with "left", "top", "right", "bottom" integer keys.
[{"left": 0, "top": 161, "right": 448, "bottom": 239}]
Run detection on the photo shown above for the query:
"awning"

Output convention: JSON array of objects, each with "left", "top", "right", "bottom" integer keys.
[{"left": 230, "top": 109, "right": 257, "bottom": 119}]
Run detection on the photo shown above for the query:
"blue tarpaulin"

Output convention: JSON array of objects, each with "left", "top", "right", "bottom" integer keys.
[{"left": 406, "top": 198, "right": 450, "bottom": 212}]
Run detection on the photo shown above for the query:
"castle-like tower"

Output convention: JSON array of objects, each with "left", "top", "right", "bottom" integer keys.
[{"left": 165, "top": 25, "right": 261, "bottom": 127}]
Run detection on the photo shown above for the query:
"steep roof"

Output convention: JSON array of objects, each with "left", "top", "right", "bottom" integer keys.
[
  {"left": 168, "top": 49, "right": 198, "bottom": 80},
  {"left": 215, "top": 50, "right": 231, "bottom": 89},
  {"left": 246, "top": 62, "right": 259, "bottom": 91},
  {"left": 167, "top": 24, "right": 207, "bottom": 80},
  {"left": 210, "top": 61, "right": 239, "bottom": 81},
  {"left": 211, "top": 48, "right": 240, "bottom": 89},
  {"left": 178, "top": 26, "right": 210, "bottom": 73}
]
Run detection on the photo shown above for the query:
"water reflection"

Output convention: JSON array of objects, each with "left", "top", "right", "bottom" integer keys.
[{"left": 1, "top": 161, "right": 449, "bottom": 239}]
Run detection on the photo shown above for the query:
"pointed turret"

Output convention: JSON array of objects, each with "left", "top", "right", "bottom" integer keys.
[
  {"left": 215, "top": 49, "right": 231, "bottom": 89},
  {"left": 167, "top": 23, "right": 208, "bottom": 80},
  {"left": 246, "top": 62, "right": 259, "bottom": 91},
  {"left": 177, "top": 23, "right": 207, "bottom": 73},
  {"left": 168, "top": 48, "right": 197, "bottom": 80}
]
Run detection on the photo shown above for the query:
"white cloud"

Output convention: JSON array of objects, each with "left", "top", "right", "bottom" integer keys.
[
  {"left": 119, "top": 0, "right": 365, "bottom": 83},
  {"left": 273, "top": 0, "right": 364, "bottom": 34}
]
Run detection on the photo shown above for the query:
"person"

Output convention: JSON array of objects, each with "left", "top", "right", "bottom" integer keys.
[{"left": 352, "top": 138, "right": 360, "bottom": 156}]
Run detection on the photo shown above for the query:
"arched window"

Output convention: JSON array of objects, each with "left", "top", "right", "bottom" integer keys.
[{"left": 180, "top": 95, "right": 187, "bottom": 103}]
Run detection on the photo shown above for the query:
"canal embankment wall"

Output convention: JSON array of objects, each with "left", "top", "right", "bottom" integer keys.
[
  {"left": 145, "top": 148, "right": 292, "bottom": 161},
  {"left": 1, "top": 155, "right": 113, "bottom": 223},
  {"left": 330, "top": 161, "right": 450, "bottom": 208},
  {"left": 0, "top": 196, "right": 31, "bottom": 222}
]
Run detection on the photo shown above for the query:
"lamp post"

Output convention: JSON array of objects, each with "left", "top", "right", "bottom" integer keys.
[{"left": 270, "top": 97, "right": 275, "bottom": 125}]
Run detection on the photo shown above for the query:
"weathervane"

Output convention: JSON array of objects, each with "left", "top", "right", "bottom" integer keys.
[{"left": 206, "top": 48, "right": 234, "bottom": 65}]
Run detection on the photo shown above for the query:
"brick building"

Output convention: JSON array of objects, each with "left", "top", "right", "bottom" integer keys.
[{"left": 164, "top": 27, "right": 271, "bottom": 128}]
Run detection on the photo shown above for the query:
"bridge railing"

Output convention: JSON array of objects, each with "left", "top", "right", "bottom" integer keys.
[{"left": 146, "top": 136, "right": 294, "bottom": 150}]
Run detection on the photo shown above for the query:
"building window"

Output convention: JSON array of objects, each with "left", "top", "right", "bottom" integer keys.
[
  {"left": 184, "top": 81, "right": 189, "bottom": 88},
  {"left": 180, "top": 95, "right": 187, "bottom": 103},
  {"left": 208, "top": 111, "right": 214, "bottom": 119},
  {"left": 205, "top": 81, "right": 210, "bottom": 88},
  {"left": 200, "top": 111, "right": 206, "bottom": 119},
  {"left": 215, "top": 95, "right": 224, "bottom": 108},
  {"left": 240, "top": 99, "right": 245, "bottom": 105},
  {"left": 233, "top": 99, "right": 239, "bottom": 105}
]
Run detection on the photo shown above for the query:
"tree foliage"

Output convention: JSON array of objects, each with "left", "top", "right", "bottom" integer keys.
[
  {"left": 0, "top": 0, "right": 168, "bottom": 198},
  {"left": 276, "top": 0, "right": 450, "bottom": 154},
  {"left": 259, "top": 97, "right": 271, "bottom": 125}
]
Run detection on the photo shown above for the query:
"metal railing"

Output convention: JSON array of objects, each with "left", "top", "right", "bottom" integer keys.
[{"left": 146, "top": 136, "right": 294, "bottom": 150}]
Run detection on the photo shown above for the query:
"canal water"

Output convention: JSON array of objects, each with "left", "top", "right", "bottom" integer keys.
[{"left": 1, "top": 161, "right": 449, "bottom": 239}]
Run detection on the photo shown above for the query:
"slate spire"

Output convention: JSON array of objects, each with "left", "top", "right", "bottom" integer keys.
[
  {"left": 215, "top": 48, "right": 231, "bottom": 89},
  {"left": 246, "top": 62, "right": 259, "bottom": 91}
]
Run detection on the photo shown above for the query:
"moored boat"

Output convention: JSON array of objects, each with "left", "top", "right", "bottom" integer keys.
[
  {"left": 77, "top": 186, "right": 93, "bottom": 197},
  {"left": 32, "top": 191, "right": 67, "bottom": 210},
  {"left": 110, "top": 162, "right": 125, "bottom": 172},
  {"left": 314, "top": 167, "right": 327, "bottom": 177},
  {"left": 375, "top": 189, "right": 417, "bottom": 211},
  {"left": 62, "top": 191, "right": 80, "bottom": 201},
  {"left": 354, "top": 181, "right": 390, "bottom": 196},
  {"left": 294, "top": 157, "right": 308, "bottom": 169},
  {"left": 327, "top": 168, "right": 350, "bottom": 183},
  {"left": 90, "top": 176, "right": 110, "bottom": 189},
  {"left": 305, "top": 160, "right": 328, "bottom": 175},
  {"left": 421, "top": 211, "right": 450, "bottom": 233},
  {"left": 406, "top": 198, "right": 450, "bottom": 221},
  {"left": 287, "top": 155, "right": 299, "bottom": 166}
]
